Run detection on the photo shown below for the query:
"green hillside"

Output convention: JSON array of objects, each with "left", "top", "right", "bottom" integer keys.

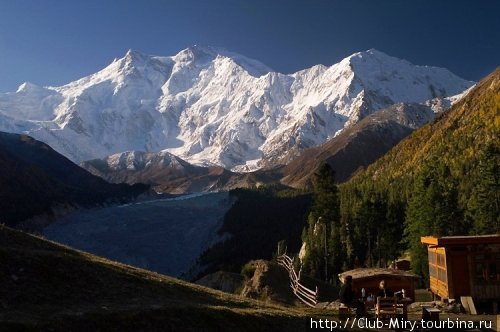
[
  {"left": 0, "top": 225, "right": 313, "bottom": 331},
  {"left": 346, "top": 68, "right": 498, "bottom": 278},
  {"left": 357, "top": 68, "right": 499, "bottom": 187},
  {"left": 300, "top": 68, "right": 499, "bottom": 282}
]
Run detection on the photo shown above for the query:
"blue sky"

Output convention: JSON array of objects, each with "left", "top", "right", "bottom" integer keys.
[{"left": 0, "top": 0, "right": 499, "bottom": 92}]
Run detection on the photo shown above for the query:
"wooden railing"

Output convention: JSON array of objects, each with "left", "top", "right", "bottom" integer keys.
[{"left": 277, "top": 254, "right": 318, "bottom": 307}]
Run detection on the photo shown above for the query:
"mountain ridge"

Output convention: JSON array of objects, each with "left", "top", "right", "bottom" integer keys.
[
  {"left": 82, "top": 150, "right": 239, "bottom": 193},
  {"left": 0, "top": 131, "right": 148, "bottom": 229},
  {"left": 0, "top": 47, "right": 473, "bottom": 171},
  {"left": 349, "top": 67, "right": 499, "bottom": 183},
  {"left": 81, "top": 95, "right": 470, "bottom": 193},
  {"left": 280, "top": 102, "right": 440, "bottom": 187}
]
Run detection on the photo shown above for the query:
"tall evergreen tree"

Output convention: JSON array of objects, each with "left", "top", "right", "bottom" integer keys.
[
  {"left": 467, "top": 142, "right": 500, "bottom": 233},
  {"left": 302, "top": 163, "right": 342, "bottom": 281},
  {"left": 405, "top": 159, "right": 463, "bottom": 283},
  {"left": 379, "top": 193, "right": 405, "bottom": 266}
]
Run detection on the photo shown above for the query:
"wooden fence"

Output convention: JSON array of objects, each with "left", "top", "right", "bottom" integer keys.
[{"left": 277, "top": 254, "right": 318, "bottom": 307}]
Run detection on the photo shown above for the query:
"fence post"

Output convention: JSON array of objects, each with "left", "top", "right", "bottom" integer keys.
[{"left": 277, "top": 253, "right": 318, "bottom": 308}]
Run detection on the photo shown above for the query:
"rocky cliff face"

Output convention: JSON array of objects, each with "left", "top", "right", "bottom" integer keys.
[{"left": 240, "top": 260, "right": 298, "bottom": 305}]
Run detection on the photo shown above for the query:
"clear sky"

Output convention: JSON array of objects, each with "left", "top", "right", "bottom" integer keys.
[{"left": 0, "top": 0, "right": 499, "bottom": 92}]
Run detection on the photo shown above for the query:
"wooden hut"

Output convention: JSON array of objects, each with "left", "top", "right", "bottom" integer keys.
[
  {"left": 338, "top": 268, "right": 420, "bottom": 301},
  {"left": 421, "top": 235, "right": 500, "bottom": 302},
  {"left": 394, "top": 259, "right": 411, "bottom": 271}
]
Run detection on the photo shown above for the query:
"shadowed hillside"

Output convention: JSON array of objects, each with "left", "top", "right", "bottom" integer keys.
[
  {"left": 196, "top": 186, "right": 312, "bottom": 278},
  {"left": 0, "top": 225, "right": 313, "bottom": 331},
  {"left": 0, "top": 132, "right": 148, "bottom": 229}
]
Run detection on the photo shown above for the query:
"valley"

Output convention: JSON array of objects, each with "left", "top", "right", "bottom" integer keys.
[
  {"left": 44, "top": 192, "right": 234, "bottom": 278},
  {"left": 0, "top": 36, "right": 497, "bottom": 330}
]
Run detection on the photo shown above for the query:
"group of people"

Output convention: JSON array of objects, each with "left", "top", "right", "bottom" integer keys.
[{"left": 339, "top": 276, "right": 394, "bottom": 307}]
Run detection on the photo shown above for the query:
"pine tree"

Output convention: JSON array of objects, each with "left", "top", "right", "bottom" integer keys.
[
  {"left": 405, "top": 159, "right": 463, "bottom": 283},
  {"left": 405, "top": 168, "right": 435, "bottom": 283},
  {"left": 302, "top": 163, "right": 342, "bottom": 281},
  {"left": 379, "top": 193, "right": 405, "bottom": 266},
  {"left": 467, "top": 142, "right": 500, "bottom": 233}
]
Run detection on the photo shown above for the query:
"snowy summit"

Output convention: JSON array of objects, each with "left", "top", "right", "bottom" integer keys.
[{"left": 0, "top": 47, "right": 474, "bottom": 171}]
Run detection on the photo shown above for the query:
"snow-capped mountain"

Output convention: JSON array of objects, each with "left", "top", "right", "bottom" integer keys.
[
  {"left": 0, "top": 46, "right": 474, "bottom": 171},
  {"left": 81, "top": 150, "right": 239, "bottom": 193},
  {"left": 281, "top": 102, "right": 441, "bottom": 187}
]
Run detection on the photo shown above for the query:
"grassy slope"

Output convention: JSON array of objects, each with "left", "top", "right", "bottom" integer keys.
[
  {"left": 0, "top": 225, "right": 315, "bottom": 331},
  {"left": 353, "top": 68, "right": 499, "bottom": 186}
]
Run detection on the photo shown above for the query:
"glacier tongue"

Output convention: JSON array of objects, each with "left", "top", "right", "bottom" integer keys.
[{"left": 0, "top": 47, "right": 474, "bottom": 171}]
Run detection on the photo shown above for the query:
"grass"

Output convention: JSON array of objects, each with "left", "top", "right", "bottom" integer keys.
[
  {"left": 2, "top": 225, "right": 495, "bottom": 330},
  {"left": 0, "top": 225, "right": 316, "bottom": 331}
]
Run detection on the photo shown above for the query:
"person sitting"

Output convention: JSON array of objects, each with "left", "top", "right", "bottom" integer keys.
[
  {"left": 339, "top": 275, "right": 355, "bottom": 305},
  {"left": 377, "top": 280, "right": 394, "bottom": 298},
  {"left": 339, "top": 275, "right": 364, "bottom": 315}
]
